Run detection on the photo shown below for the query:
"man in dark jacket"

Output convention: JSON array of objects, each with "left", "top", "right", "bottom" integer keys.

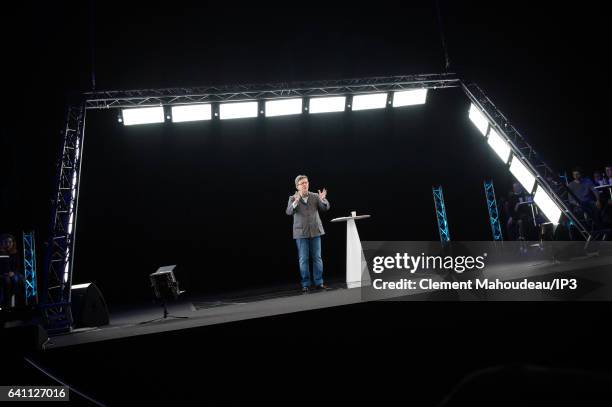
[{"left": 286, "top": 175, "right": 330, "bottom": 293}]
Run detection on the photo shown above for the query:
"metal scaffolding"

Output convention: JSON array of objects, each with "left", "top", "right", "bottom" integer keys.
[
  {"left": 41, "top": 104, "right": 85, "bottom": 333},
  {"left": 22, "top": 230, "right": 38, "bottom": 305},
  {"left": 432, "top": 186, "right": 451, "bottom": 244},
  {"left": 41, "top": 73, "right": 586, "bottom": 332},
  {"left": 83, "top": 73, "right": 460, "bottom": 109},
  {"left": 461, "top": 82, "right": 590, "bottom": 241},
  {"left": 484, "top": 180, "right": 503, "bottom": 241}
]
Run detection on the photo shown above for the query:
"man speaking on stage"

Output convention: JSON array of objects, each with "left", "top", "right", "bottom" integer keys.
[{"left": 285, "top": 175, "right": 331, "bottom": 293}]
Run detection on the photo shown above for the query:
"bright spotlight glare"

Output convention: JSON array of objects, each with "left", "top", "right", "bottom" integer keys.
[
  {"left": 509, "top": 156, "right": 536, "bottom": 193},
  {"left": 392, "top": 89, "right": 427, "bottom": 107},
  {"left": 219, "top": 101, "right": 258, "bottom": 120},
  {"left": 121, "top": 107, "right": 165, "bottom": 126},
  {"left": 534, "top": 185, "right": 562, "bottom": 224},
  {"left": 265, "top": 98, "right": 303, "bottom": 117},
  {"left": 352, "top": 93, "right": 388, "bottom": 111},
  {"left": 487, "top": 128, "right": 511, "bottom": 164},
  {"left": 468, "top": 103, "right": 489, "bottom": 136},
  {"left": 171, "top": 104, "right": 212, "bottom": 122},
  {"left": 309, "top": 96, "right": 346, "bottom": 114}
]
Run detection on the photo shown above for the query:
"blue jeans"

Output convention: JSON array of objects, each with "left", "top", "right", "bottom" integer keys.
[{"left": 295, "top": 236, "right": 323, "bottom": 288}]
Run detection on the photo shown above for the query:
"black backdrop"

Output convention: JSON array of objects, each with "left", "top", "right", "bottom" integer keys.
[{"left": 74, "top": 88, "right": 513, "bottom": 304}]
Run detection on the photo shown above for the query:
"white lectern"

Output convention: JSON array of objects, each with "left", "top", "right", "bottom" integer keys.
[{"left": 331, "top": 212, "right": 371, "bottom": 288}]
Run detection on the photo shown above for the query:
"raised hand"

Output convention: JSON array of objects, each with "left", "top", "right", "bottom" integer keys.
[{"left": 318, "top": 188, "right": 327, "bottom": 200}]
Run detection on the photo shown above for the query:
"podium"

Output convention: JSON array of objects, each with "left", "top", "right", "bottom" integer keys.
[{"left": 331, "top": 213, "right": 371, "bottom": 288}]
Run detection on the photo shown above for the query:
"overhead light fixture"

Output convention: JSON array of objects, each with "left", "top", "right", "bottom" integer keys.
[
  {"left": 534, "top": 185, "right": 562, "bottom": 224},
  {"left": 392, "top": 89, "right": 428, "bottom": 107},
  {"left": 171, "top": 104, "right": 212, "bottom": 122},
  {"left": 468, "top": 103, "right": 489, "bottom": 136},
  {"left": 265, "top": 98, "right": 303, "bottom": 117},
  {"left": 309, "top": 96, "right": 346, "bottom": 114},
  {"left": 219, "top": 101, "right": 258, "bottom": 120},
  {"left": 487, "top": 128, "right": 511, "bottom": 164},
  {"left": 509, "top": 156, "right": 536, "bottom": 193},
  {"left": 121, "top": 107, "right": 165, "bottom": 126},
  {"left": 352, "top": 93, "right": 388, "bottom": 111}
]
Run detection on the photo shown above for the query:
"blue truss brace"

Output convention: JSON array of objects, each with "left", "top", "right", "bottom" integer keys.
[
  {"left": 484, "top": 180, "right": 503, "bottom": 241},
  {"left": 432, "top": 186, "right": 451, "bottom": 243},
  {"left": 22, "top": 231, "right": 38, "bottom": 304}
]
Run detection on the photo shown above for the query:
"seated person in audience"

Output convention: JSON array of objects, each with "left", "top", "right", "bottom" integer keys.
[
  {"left": 0, "top": 233, "right": 25, "bottom": 308},
  {"left": 593, "top": 171, "right": 606, "bottom": 186},
  {"left": 504, "top": 182, "right": 536, "bottom": 241},
  {"left": 605, "top": 165, "right": 612, "bottom": 185},
  {"left": 568, "top": 167, "right": 599, "bottom": 223},
  {"left": 598, "top": 167, "right": 612, "bottom": 202}
]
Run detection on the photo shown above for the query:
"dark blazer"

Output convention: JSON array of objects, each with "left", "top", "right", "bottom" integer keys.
[{"left": 285, "top": 191, "right": 330, "bottom": 239}]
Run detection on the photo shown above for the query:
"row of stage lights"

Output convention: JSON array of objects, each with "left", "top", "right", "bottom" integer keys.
[
  {"left": 117, "top": 87, "right": 564, "bottom": 227},
  {"left": 468, "top": 104, "right": 563, "bottom": 226},
  {"left": 118, "top": 88, "right": 428, "bottom": 125}
]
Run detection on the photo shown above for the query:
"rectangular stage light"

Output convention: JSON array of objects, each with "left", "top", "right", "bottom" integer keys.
[
  {"left": 171, "top": 104, "right": 212, "bottom": 122},
  {"left": 219, "top": 101, "right": 258, "bottom": 120},
  {"left": 121, "top": 107, "right": 165, "bottom": 126},
  {"left": 534, "top": 185, "right": 562, "bottom": 224},
  {"left": 265, "top": 98, "right": 303, "bottom": 117},
  {"left": 487, "top": 128, "right": 511, "bottom": 164},
  {"left": 309, "top": 96, "right": 346, "bottom": 114},
  {"left": 352, "top": 93, "right": 388, "bottom": 111},
  {"left": 468, "top": 103, "right": 489, "bottom": 136},
  {"left": 509, "top": 156, "right": 536, "bottom": 193},
  {"left": 392, "top": 89, "right": 428, "bottom": 107}
]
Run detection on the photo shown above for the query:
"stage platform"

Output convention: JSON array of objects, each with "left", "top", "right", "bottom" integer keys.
[
  {"left": 45, "top": 280, "right": 357, "bottom": 349},
  {"left": 44, "top": 248, "right": 612, "bottom": 349}
]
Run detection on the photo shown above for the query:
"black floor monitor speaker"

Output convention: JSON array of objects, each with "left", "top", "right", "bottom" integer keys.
[{"left": 71, "top": 282, "right": 110, "bottom": 328}]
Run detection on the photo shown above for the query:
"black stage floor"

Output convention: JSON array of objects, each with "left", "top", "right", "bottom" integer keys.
[
  {"left": 45, "top": 251, "right": 612, "bottom": 349},
  {"left": 46, "top": 279, "right": 355, "bottom": 349}
]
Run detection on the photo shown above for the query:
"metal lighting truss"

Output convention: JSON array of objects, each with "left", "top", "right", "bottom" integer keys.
[
  {"left": 484, "top": 180, "right": 503, "bottom": 241},
  {"left": 43, "top": 73, "right": 584, "bottom": 331},
  {"left": 461, "top": 82, "right": 590, "bottom": 241},
  {"left": 42, "top": 104, "right": 85, "bottom": 332},
  {"left": 432, "top": 186, "right": 451, "bottom": 244},
  {"left": 22, "top": 230, "right": 38, "bottom": 304},
  {"left": 83, "top": 73, "right": 460, "bottom": 109}
]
